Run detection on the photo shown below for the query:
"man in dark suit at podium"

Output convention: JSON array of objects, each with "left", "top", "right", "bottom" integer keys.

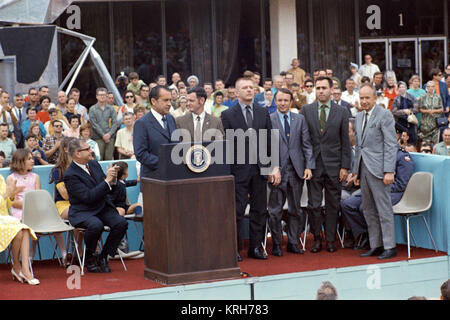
[
  {"left": 64, "top": 139, "right": 128, "bottom": 273},
  {"left": 134, "top": 85, "right": 177, "bottom": 177},
  {"left": 176, "top": 87, "right": 224, "bottom": 142},
  {"left": 221, "top": 77, "right": 280, "bottom": 261}
]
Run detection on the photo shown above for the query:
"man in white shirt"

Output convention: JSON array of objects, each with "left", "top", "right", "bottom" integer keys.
[
  {"left": 341, "top": 78, "right": 361, "bottom": 116},
  {"left": 203, "top": 83, "right": 214, "bottom": 114},
  {"left": 358, "top": 54, "right": 381, "bottom": 80},
  {"left": 69, "top": 88, "right": 89, "bottom": 122},
  {"left": 115, "top": 112, "right": 135, "bottom": 159}
]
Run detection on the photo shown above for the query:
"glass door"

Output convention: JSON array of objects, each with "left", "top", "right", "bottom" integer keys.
[
  {"left": 359, "top": 39, "right": 388, "bottom": 75},
  {"left": 389, "top": 39, "right": 418, "bottom": 84},
  {"left": 419, "top": 37, "right": 448, "bottom": 85}
]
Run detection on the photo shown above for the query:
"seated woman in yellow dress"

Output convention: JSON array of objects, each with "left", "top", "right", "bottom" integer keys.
[{"left": 0, "top": 175, "right": 40, "bottom": 285}]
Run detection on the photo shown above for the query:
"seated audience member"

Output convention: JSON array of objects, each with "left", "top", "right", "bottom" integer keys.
[
  {"left": 134, "top": 105, "right": 146, "bottom": 120},
  {"left": 49, "top": 137, "right": 77, "bottom": 220},
  {"left": 79, "top": 123, "right": 101, "bottom": 161},
  {"left": 171, "top": 95, "right": 189, "bottom": 118},
  {"left": 7, "top": 149, "right": 69, "bottom": 266},
  {"left": 43, "top": 119, "right": 65, "bottom": 164},
  {"left": 63, "top": 115, "right": 81, "bottom": 138},
  {"left": 108, "top": 161, "right": 142, "bottom": 216},
  {"left": 117, "top": 90, "right": 136, "bottom": 124},
  {"left": 342, "top": 146, "right": 415, "bottom": 250},
  {"left": 36, "top": 96, "right": 51, "bottom": 124},
  {"left": 420, "top": 141, "right": 433, "bottom": 154},
  {"left": 210, "top": 91, "right": 228, "bottom": 117},
  {"left": 0, "top": 122, "right": 16, "bottom": 161},
  {"left": 115, "top": 112, "right": 135, "bottom": 159},
  {"left": 28, "top": 123, "right": 44, "bottom": 148},
  {"left": 64, "top": 98, "right": 85, "bottom": 126},
  {"left": 45, "top": 109, "right": 69, "bottom": 137},
  {"left": 0, "top": 151, "right": 5, "bottom": 167},
  {"left": 398, "top": 131, "right": 410, "bottom": 148},
  {"left": 0, "top": 175, "right": 40, "bottom": 285},
  {"left": 441, "top": 279, "right": 450, "bottom": 300},
  {"left": 21, "top": 108, "right": 46, "bottom": 143},
  {"left": 63, "top": 139, "right": 128, "bottom": 273},
  {"left": 25, "top": 134, "right": 49, "bottom": 166},
  {"left": 433, "top": 128, "right": 450, "bottom": 156},
  {"left": 316, "top": 281, "right": 338, "bottom": 300},
  {"left": 404, "top": 144, "right": 417, "bottom": 153}
]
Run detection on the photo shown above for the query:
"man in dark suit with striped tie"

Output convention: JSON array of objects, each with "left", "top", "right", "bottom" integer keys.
[{"left": 300, "top": 77, "right": 351, "bottom": 253}]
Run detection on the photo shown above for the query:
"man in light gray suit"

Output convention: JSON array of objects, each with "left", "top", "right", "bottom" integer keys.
[
  {"left": 268, "top": 88, "right": 315, "bottom": 256},
  {"left": 348, "top": 84, "right": 398, "bottom": 260}
]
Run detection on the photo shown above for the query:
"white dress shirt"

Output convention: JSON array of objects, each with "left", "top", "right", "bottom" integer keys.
[
  {"left": 192, "top": 110, "right": 206, "bottom": 133},
  {"left": 150, "top": 108, "right": 166, "bottom": 129},
  {"left": 341, "top": 90, "right": 360, "bottom": 106},
  {"left": 358, "top": 63, "right": 380, "bottom": 80}
]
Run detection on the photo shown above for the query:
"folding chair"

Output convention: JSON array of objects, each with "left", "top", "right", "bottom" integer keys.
[
  {"left": 22, "top": 190, "right": 74, "bottom": 270},
  {"left": 393, "top": 172, "right": 437, "bottom": 259}
]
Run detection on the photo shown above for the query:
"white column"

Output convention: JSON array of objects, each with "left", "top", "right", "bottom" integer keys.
[{"left": 270, "top": 0, "right": 298, "bottom": 77}]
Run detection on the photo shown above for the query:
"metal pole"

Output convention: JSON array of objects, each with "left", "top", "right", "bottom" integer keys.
[{"left": 65, "top": 40, "right": 95, "bottom": 95}]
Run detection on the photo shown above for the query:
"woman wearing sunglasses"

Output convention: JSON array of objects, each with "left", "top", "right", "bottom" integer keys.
[{"left": 117, "top": 90, "right": 137, "bottom": 124}]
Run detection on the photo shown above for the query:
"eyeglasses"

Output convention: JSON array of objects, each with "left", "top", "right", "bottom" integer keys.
[
  {"left": 29, "top": 93, "right": 38, "bottom": 95},
  {"left": 125, "top": 95, "right": 134, "bottom": 98},
  {"left": 77, "top": 147, "right": 91, "bottom": 152},
  {"left": 53, "top": 125, "right": 62, "bottom": 128},
  {"left": 305, "top": 85, "right": 313, "bottom": 88}
]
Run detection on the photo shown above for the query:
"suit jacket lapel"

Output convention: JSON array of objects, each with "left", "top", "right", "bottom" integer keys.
[
  {"left": 288, "top": 114, "right": 297, "bottom": 148},
  {"left": 361, "top": 105, "right": 379, "bottom": 144},
  {"left": 148, "top": 111, "right": 170, "bottom": 140},
  {"left": 274, "top": 113, "right": 288, "bottom": 145},
  {"left": 311, "top": 102, "right": 321, "bottom": 136},
  {"left": 233, "top": 104, "right": 248, "bottom": 130},
  {"left": 72, "top": 161, "right": 96, "bottom": 184}
]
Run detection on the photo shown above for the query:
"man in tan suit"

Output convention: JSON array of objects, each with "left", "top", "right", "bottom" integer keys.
[{"left": 175, "top": 87, "right": 224, "bottom": 142}]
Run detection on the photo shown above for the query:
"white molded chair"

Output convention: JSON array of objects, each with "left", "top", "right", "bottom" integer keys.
[
  {"left": 393, "top": 172, "right": 437, "bottom": 259},
  {"left": 22, "top": 190, "right": 75, "bottom": 269}
]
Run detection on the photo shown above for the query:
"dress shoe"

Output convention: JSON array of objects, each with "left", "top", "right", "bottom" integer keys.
[
  {"left": 237, "top": 252, "right": 243, "bottom": 262},
  {"left": 271, "top": 244, "right": 283, "bottom": 257},
  {"left": 98, "top": 255, "right": 111, "bottom": 273},
  {"left": 378, "top": 248, "right": 397, "bottom": 260},
  {"left": 85, "top": 255, "right": 101, "bottom": 273},
  {"left": 248, "top": 247, "right": 267, "bottom": 260},
  {"left": 11, "top": 268, "right": 23, "bottom": 283},
  {"left": 326, "top": 241, "right": 337, "bottom": 253},
  {"left": 310, "top": 240, "right": 322, "bottom": 253},
  {"left": 360, "top": 246, "right": 384, "bottom": 257},
  {"left": 286, "top": 243, "right": 304, "bottom": 254},
  {"left": 19, "top": 272, "right": 40, "bottom": 285}
]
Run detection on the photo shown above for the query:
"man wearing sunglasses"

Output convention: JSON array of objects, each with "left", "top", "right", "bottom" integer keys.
[{"left": 43, "top": 119, "right": 65, "bottom": 164}]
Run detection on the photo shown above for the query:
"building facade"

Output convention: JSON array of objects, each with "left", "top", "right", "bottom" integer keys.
[{"left": 55, "top": 0, "right": 450, "bottom": 105}]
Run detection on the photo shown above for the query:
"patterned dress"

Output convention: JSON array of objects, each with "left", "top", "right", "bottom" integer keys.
[
  {"left": 418, "top": 94, "right": 443, "bottom": 144},
  {"left": 0, "top": 175, "right": 37, "bottom": 252}
]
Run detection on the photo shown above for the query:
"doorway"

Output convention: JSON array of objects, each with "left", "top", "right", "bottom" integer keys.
[{"left": 359, "top": 37, "right": 447, "bottom": 85}]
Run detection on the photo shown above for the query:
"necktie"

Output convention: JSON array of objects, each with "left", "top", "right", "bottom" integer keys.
[
  {"left": 245, "top": 105, "right": 253, "bottom": 129},
  {"left": 86, "top": 163, "right": 93, "bottom": 176},
  {"left": 284, "top": 114, "right": 290, "bottom": 143},
  {"left": 194, "top": 115, "right": 202, "bottom": 142},
  {"left": 362, "top": 112, "right": 368, "bottom": 137},
  {"left": 162, "top": 115, "right": 168, "bottom": 133},
  {"left": 18, "top": 109, "right": 22, "bottom": 123},
  {"left": 319, "top": 105, "right": 327, "bottom": 133}
]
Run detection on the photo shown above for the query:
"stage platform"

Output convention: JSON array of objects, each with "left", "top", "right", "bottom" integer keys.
[{"left": 1, "top": 237, "right": 448, "bottom": 300}]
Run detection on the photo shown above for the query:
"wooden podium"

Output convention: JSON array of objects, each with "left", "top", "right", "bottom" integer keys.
[{"left": 142, "top": 142, "right": 240, "bottom": 285}]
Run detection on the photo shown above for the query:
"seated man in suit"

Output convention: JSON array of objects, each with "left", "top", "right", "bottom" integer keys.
[
  {"left": 342, "top": 146, "right": 415, "bottom": 250},
  {"left": 64, "top": 138, "right": 128, "bottom": 273},
  {"left": 133, "top": 85, "right": 177, "bottom": 178},
  {"left": 268, "top": 88, "right": 314, "bottom": 256},
  {"left": 175, "top": 87, "right": 224, "bottom": 142}
]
